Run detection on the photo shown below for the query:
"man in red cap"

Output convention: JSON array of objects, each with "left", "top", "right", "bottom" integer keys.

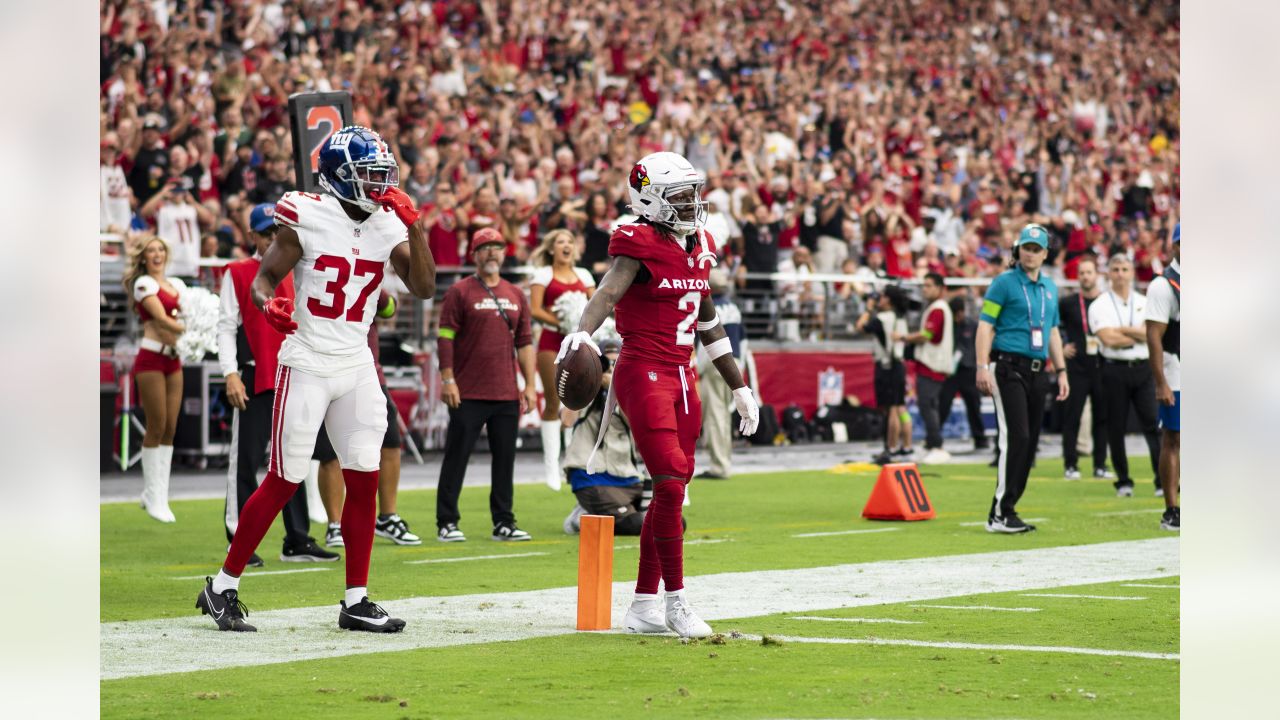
[{"left": 434, "top": 228, "right": 538, "bottom": 542}]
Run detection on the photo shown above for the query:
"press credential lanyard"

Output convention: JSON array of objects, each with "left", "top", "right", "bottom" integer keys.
[{"left": 1109, "top": 291, "right": 1134, "bottom": 327}]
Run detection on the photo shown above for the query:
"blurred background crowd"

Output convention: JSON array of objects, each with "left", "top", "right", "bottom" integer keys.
[{"left": 101, "top": 0, "right": 1180, "bottom": 341}]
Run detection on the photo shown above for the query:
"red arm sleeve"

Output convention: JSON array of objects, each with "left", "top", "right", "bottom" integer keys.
[{"left": 925, "top": 308, "right": 946, "bottom": 344}]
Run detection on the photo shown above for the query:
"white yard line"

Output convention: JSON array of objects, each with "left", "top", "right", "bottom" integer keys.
[
  {"left": 170, "top": 568, "right": 332, "bottom": 580},
  {"left": 791, "top": 527, "right": 901, "bottom": 538},
  {"left": 1021, "top": 593, "right": 1147, "bottom": 600},
  {"left": 614, "top": 538, "right": 733, "bottom": 550},
  {"left": 405, "top": 552, "right": 548, "bottom": 565},
  {"left": 1122, "top": 583, "right": 1179, "bottom": 589},
  {"left": 790, "top": 615, "right": 922, "bottom": 625},
  {"left": 909, "top": 604, "right": 1041, "bottom": 613},
  {"left": 1094, "top": 509, "right": 1163, "bottom": 517},
  {"left": 957, "top": 518, "right": 1046, "bottom": 527},
  {"left": 101, "top": 537, "right": 1178, "bottom": 680},
  {"left": 737, "top": 634, "right": 1179, "bottom": 661}
]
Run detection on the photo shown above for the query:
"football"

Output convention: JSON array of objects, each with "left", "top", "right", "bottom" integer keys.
[{"left": 555, "top": 345, "right": 603, "bottom": 411}]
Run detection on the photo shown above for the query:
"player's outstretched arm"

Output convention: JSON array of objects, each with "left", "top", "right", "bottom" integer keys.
[
  {"left": 575, "top": 256, "right": 641, "bottom": 336},
  {"left": 252, "top": 225, "right": 303, "bottom": 312},
  {"left": 390, "top": 217, "right": 437, "bottom": 299}
]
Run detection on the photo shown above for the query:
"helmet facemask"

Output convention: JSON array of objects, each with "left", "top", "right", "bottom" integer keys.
[
  {"left": 656, "top": 183, "right": 707, "bottom": 238},
  {"left": 323, "top": 159, "right": 400, "bottom": 213}
]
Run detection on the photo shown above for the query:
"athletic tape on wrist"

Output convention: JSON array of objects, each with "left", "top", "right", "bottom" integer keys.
[
  {"left": 705, "top": 337, "right": 733, "bottom": 360},
  {"left": 696, "top": 315, "right": 720, "bottom": 332}
]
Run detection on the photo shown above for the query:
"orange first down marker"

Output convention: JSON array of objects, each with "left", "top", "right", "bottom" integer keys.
[
  {"left": 861, "top": 463, "right": 936, "bottom": 521},
  {"left": 576, "top": 514, "right": 615, "bottom": 630}
]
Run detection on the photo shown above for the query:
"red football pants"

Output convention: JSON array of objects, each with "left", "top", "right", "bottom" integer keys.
[{"left": 613, "top": 359, "right": 700, "bottom": 594}]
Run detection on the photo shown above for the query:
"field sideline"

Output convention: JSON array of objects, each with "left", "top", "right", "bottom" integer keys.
[{"left": 101, "top": 458, "right": 1178, "bottom": 718}]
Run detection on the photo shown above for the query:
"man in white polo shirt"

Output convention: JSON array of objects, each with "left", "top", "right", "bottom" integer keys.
[{"left": 1088, "top": 254, "right": 1162, "bottom": 498}]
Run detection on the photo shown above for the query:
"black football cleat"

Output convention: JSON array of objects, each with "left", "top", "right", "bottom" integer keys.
[
  {"left": 339, "top": 597, "right": 406, "bottom": 633},
  {"left": 196, "top": 577, "right": 256, "bottom": 631}
]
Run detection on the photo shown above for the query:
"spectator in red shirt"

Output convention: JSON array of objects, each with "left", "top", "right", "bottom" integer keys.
[{"left": 435, "top": 229, "right": 538, "bottom": 543}]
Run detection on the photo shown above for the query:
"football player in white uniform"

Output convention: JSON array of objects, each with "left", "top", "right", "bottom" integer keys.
[{"left": 197, "top": 127, "right": 436, "bottom": 632}]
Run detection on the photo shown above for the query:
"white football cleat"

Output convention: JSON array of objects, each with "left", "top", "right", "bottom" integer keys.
[
  {"left": 665, "top": 589, "right": 712, "bottom": 638},
  {"left": 623, "top": 593, "right": 668, "bottom": 633}
]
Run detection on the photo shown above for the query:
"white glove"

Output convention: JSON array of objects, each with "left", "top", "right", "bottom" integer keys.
[
  {"left": 556, "top": 331, "right": 601, "bottom": 363},
  {"left": 733, "top": 386, "right": 760, "bottom": 436}
]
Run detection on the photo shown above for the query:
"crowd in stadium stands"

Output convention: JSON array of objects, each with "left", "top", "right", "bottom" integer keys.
[{"left": 101, "top": 0, "right": 1180, "bottom": 316}]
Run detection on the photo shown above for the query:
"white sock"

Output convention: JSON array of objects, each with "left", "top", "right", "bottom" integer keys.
[
  {"left": 345, "top": 586, "right": 367, "bottom": 607},
  {"left": 211, "top": 570, "right": 239, "bottom": 595}
]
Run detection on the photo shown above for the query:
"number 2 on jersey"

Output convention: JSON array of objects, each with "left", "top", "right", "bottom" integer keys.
[
  {"left": 675, "top": 291, "right": 700, "bottom": 346},
  {"left": 307, "top": 255, "right": 384, "bottom": 321}
]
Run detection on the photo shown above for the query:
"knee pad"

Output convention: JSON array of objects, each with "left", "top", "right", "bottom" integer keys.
[{"left": 343, "top": 431, "right": 384, "bottom": 471}]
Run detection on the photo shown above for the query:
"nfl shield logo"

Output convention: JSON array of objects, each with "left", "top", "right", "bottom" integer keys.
[
  {"left": 687, "top": 257, "right": 694, "bottom": 268},
  {"left": 648, "top": 371, "right": 657, "bottom": 381}
]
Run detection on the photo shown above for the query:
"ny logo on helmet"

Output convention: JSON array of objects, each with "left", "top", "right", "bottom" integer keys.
[{"left": 629, "top": 164, "right": 650, "bottom": 191}]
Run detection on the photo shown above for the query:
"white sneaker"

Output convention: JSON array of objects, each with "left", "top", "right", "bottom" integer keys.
[
  {"left": 624, "top": 593, "right": 668, "bottom": 634},
  {"left": 563, "top": 504, "right": 585, "bottom": 535},
  {"left": 921, "top": 448, "right": 951, "bottom": 465},
  {"left": 1064, "top": 467, "right": 1082, "bottom": 480},
  {"left": 1116, "top": 485, "right": 1134, "bottom": 498},
  {"left": 664, "top": 590, "right": 712, "bottom": 638}
]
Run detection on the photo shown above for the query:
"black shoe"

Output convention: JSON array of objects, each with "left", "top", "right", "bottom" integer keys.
[
  {"left": 872, "top": 451, "right": 892, "bottom": 465},
  {"left": 974, "top": 438, "right": 990, "bottom": 450},
  {"left": 281, "top": 537, "right": 341, "bottom": 563},
  {"left": 247, "top": 552, "right": 265, "bottom": 568},
  {"left": 1160, "top": 507, "right": 1180, "bottom": 532},
  {"left": 339, "top": 597, "right": 406, "bottom": 633},
  {"left": 892, "top": 448, "right": 914, "bottom": 458},
  {"left": 195, "top": 577, "right": 256, "bottom": 631},
  {"left": 985, "top": 514, "right": 1036, "bottom": 534},
  {"left": 492, "top": 522, "right": 532, "bottom": 541},
  {"left": 695, "top": 471, "right": 729, "bottom": 480}
]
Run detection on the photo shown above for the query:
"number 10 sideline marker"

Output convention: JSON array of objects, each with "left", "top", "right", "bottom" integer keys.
[{"left": 862, "top": 464, "right": 936, "bottom": 521}]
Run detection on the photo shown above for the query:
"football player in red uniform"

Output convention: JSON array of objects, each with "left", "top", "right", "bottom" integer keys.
[{"left": 558, "top": 152, "right": 760, "bottom": 638}]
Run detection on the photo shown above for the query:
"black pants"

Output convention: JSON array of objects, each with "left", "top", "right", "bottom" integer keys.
[
  {"left": 1102, "top": 361, "right": 1162, "bottom": 490},
  {"left": 1060, "top": 362, "right": 1108, "bottom": 472},
  {"left": 990, "top": 359, "right": 1050, "bottom": 520},
  {"left": 225, "top": 366, "right": 310, "bottom": 546},
  {"left": 916, "top": 374, "right": 946, "bottom": 450},
  {"left": 436, "top": 399, "right": 519, "bottom": 528},
  {"left": 939, "top": 366, "right": 987, "bottom": 445}
]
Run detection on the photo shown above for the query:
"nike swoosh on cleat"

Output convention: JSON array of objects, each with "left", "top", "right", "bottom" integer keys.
[
  {"left": 205, "top": 589, "right": 225, "bottom": 620},
  {"left": 345, "top": 611, "right": 389, "bottom": 626}
]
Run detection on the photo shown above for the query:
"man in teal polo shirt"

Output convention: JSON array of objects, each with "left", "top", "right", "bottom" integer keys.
[{"left": 975, "top": 224, "right": 1070, "bottom": 533}]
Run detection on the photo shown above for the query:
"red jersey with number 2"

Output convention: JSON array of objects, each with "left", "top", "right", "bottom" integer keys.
[
  {"left": 272, "top": 190, "right": 407, "bottom": 377},
  {"left": 609, "top": 222, "right": 717, "bottom": 366}
]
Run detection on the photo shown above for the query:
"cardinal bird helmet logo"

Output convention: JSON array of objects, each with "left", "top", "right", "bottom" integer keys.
[{"left": 629, "top": 163, "right": 650, "bottom": 191}]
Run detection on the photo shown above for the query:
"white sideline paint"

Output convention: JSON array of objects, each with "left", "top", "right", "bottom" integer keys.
[
  {"left": 101, "top": 537, "right": 1178, "bottom": 680},
  {"left": 791, "top": 527, "right": 901, "bottom": 538},
  {"left": 958, "top": 518, "right": 1046, "bottom": 527},
  {"left": 170, "top": 568, "right": 331, "bottom": 580},
  {"left": 1095, "top": 509, "right": 1163, "bottom": 517},
  {"left": 790, "top": 615, "right": 922, "bottom": 625},
  {"left": 910, "top": 604, "right": 1040, "bottom": 613},
  {"left": 1021, "top": 593, "right": 1147, "bottom": 600},
  {"left": 615, "top": 538, "right": 733, "bottom": 550},
  {"left": 735, "top": 634, "right": 1179, "bottom": 661},
  {"left": 1122, "top": 583, "right": 1180, "bottom": 589},
  {"left": 405, "top": 552, "right": 547, "bottom": 565}
]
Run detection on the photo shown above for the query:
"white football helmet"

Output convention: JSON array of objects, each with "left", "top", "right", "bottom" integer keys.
[{"left": 627, "top": 152, "right": 706, "bottom": 238}]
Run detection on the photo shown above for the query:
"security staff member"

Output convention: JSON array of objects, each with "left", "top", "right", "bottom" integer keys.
[
  {"left": 216, "top": 204, "right": 336, "bottom": 564},
  {"left": 975, "top": 224, "right": 1069, "bottom": 533},
  {"left": 1089, "top": 254, "right": 1162, "bottom": 497},
  {"left": 1057, "top": 254, "right": 1111, "bottom": 480}
]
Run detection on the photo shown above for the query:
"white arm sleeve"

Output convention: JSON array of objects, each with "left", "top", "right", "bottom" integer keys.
[
  {"left": 133, "top": 275, "right": 159, "bottom": 303},
  {"left": 216, "top": 270, "right": 241, "bottom": 378}
]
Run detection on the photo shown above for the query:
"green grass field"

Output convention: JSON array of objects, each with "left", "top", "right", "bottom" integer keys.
[{"left": 101, "top": 457, "right": 1178, "bottom": 718}]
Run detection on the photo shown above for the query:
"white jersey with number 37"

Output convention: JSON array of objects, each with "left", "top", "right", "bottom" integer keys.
[{"left": 273, "top": 191, "right": 406, "bottom": 377}]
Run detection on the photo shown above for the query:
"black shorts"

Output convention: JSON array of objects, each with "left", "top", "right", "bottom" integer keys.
[
  {"left": 312, "top": 386, "right": 401, "bottom": 462},
  {"left": 874, "top": 362, "right": 906, "bottom": 408}
]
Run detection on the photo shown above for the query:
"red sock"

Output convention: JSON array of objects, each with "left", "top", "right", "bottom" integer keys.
[
  {"left": 341, "top": 469, "right": 378, "bottom": 589},
  {"left": 225, "top": 472, "right": 298, "bottom": 576},
  {"left": 635, "top": 501, "right": 662, "bottom": 595},
  {"left": 652, "top": 479, "right": 686, "bottom": 592}
]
